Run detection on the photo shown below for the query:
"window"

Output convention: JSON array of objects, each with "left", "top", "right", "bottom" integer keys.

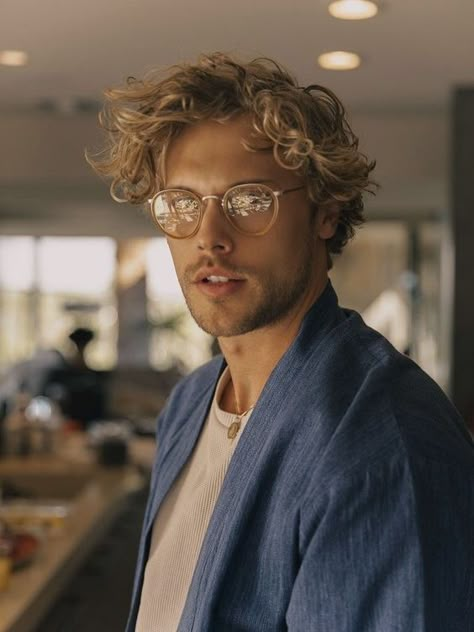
[
  {"left": 0, "top": 237, "right": 117, "bottom": 371},
  {"left": 330, "top": 219, "right": 446, "bottom": 388}
]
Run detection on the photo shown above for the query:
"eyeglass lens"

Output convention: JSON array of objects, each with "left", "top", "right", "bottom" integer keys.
[{"left": 152, "top": 184, "right": 276, "bottom": 237}]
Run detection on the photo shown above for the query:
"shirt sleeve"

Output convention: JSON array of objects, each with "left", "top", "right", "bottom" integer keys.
[{"left": 285, "top": 457, "right": 473, "bottom": 632}]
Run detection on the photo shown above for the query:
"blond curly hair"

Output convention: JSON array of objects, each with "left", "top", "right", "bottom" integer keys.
[{"left": 87, "top": 52, "right": 376, "bottom": 256}]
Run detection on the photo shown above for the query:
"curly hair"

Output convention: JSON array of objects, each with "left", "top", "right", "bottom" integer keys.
[{"left": 87, "top": 52, "right": 376, "bottom": 257}]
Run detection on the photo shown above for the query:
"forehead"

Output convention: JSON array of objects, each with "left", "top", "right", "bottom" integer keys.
[{"left": 163, "top": 116, "right": 293, "bottom": 189}]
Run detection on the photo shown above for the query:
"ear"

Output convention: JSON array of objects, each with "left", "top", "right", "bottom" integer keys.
[{"left": 316, "top": 202, "right": 340, "bottom": 240}]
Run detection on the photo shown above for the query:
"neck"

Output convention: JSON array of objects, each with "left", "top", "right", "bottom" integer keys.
[{"left": 218, "top": 277, "right": 328, "bottom": 415}]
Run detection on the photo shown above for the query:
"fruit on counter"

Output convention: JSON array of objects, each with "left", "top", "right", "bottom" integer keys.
[
  {"left": 11, "top": 532, "right": 39, "bottom": 569},
  {"left": 0, "top": 517, "right": 40, "bottom": 574}
]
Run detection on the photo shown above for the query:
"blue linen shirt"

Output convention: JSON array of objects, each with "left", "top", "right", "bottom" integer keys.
[{"left": 127, "top": 282, "right": 474, "bottom": 631}]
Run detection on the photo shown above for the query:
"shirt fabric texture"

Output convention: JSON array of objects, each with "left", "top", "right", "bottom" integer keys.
[
  {"left": 136, "top": 367, "right": 252, "bottom": 630},
  {"left": 127, "top": 282, "right": 474, "bottom": 632}
]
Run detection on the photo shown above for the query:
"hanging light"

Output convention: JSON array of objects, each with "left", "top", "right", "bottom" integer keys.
[
  {"left": 318, "top": 51, "right": 361, "bottom": 70},
  {"left": 328, "top": 0, "right": 378, "bottom": 20}
]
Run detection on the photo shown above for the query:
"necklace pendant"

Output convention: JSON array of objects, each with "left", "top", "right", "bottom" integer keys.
[{"left": 228, "top": 420, "right": 241, "bottom": 440}]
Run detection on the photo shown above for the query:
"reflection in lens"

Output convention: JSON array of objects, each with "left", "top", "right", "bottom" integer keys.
[
  {"left": 173, "top": 194, "right": 200, "bottom": 221},
  {"left": 226, "top": 185, "right": 274, "bottom": 234},
  {"left": 153, "top": 191, "right": 201, "bottom": 237}
]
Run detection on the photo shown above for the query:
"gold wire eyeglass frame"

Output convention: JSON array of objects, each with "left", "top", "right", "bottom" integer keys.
[{"left": 147, "top": 183, "right": 305, "bottom": 239}]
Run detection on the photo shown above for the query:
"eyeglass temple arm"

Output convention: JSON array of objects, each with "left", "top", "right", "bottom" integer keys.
[{"left": 275, "top": 185, "right": 306, "bottom": 197}]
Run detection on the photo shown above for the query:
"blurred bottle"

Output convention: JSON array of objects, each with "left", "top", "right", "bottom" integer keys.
[{"left": 25, "top": 396, "right": 63, "bottom": 454}]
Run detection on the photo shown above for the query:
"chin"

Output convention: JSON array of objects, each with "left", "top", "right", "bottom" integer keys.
[
  {"left": 184, "top": 294, "right": 244, "bottom": 337},
  {"left": 190, "top": 304, "right": 286, "bottom": 338},
  {"left": 192, "top": 313, "right": 250, "bottom": 338}
]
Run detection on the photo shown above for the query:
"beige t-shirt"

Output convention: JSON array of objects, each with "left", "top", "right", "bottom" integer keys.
[{"left": 135, "top": 367, "right": 253, "bottom": 632}]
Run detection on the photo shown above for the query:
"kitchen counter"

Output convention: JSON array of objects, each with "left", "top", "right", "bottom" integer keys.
[{"left": 0, "top": 433, "right": 155, "bottom": 632}]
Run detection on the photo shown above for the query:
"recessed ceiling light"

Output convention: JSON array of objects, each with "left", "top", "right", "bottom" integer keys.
[
  {"left": 318, "top": 51, "right": 361, "bottom": 70},
  {"left": 0, "top": 50, "right": 28, "bottom": 67},
  {"left": 328, "top": 0, "right": 378, "bottom": 20}
]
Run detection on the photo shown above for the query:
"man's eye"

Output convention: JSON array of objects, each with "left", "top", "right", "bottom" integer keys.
[
  {"left": 173, "top": 196, "right": 199, "bottom": 212},
  {"left": 228, "top": 192, "right": 272, "bottom": 216},
  {"left": 169, "top": 198, "right": 198, "bottom": 222}
]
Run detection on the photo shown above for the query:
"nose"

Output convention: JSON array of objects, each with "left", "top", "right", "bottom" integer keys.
[{"left": 196, "top": 197, "right": 234, "bottom": 254}]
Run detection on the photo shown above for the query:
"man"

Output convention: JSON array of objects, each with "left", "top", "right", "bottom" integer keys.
[{"left": 89, "top": 53, "right": 474, "bottom": 631}]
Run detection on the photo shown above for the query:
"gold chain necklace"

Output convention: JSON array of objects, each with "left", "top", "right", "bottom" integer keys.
[{"left": 227, "top": 405, "right": 255, "bottom": 440}]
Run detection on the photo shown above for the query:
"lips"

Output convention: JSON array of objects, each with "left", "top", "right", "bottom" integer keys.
[
  {"left": 192, "top": 267, "right": 246, "bottom": 298},
  {"left": 194, "top": 267, "right": 245, "bottom": 284}
]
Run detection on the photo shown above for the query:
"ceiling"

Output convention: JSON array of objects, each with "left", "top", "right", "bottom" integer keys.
[{"left": 1, "top": 0, "right": 474, "bottom": 112}]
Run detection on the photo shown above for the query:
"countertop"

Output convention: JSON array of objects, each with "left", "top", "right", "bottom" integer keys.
[{"left": 0, "top": 433, "right": 156, "bottom": 632}]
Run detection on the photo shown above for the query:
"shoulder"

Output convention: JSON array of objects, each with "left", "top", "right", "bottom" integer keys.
[
  {"left": 299, "top": 307, "right": 473, "bottom": 484},
  {"left": 351, "top": 310, "right": 472, "bottom": 461},
  {"left": 299, "top": 310, "right": 474, "bottom": 527}
]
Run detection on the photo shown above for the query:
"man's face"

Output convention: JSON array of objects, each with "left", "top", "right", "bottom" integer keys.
[{"left": 163, "top": 116, "right": 335, "bottom": 338}]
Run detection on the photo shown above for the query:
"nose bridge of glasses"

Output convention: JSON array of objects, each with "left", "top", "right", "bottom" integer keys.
[
  {"left": 201, "top": 193, "right": 224, "bottom": 208},
  {"left": 199, "top": 195, "right": 226, "bottom": 228},
  {"left": 196, "top": 193, "right": 231, "bottom": 242}
]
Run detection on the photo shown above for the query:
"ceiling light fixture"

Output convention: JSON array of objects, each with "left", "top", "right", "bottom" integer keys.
[
  {"left": 0, "top": 50, "right": 28, "bottom": 67},
  {"left": 318, "top": 51, "right": 361, "bottom": 70},
  {"left": 328, "top": 0, "right": 378, "bottom": 20}
]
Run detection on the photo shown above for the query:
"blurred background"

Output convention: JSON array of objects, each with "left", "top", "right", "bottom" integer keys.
[
  {"left": 1, "top": 0, "right": 474, "bottom": 421},
  {"left": 0, "top": 1, "right": 474, "bottom": 628}
]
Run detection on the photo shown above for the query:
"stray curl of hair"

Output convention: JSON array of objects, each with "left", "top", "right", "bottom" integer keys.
[{"left": 87, "top": 52, "right": 377, "bottom": 257}]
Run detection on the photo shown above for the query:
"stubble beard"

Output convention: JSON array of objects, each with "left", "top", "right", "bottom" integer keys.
[{"left": 180, "top": 236, "right": 317, "bottom": 338}]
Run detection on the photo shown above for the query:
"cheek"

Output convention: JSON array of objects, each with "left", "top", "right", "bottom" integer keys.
[
  {"left": 268, "top": 215, "right": 309, "bottom": 258},
  {"left": 246, "top": 231, "right": 302, "bottom": 280},
  {"left": 166, "top": 241, "right": 186, "bottom": 278}
]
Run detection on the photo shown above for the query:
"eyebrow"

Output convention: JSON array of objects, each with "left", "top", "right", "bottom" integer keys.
[{"left": 165, "top": 178, "right": 277, "bottom": 191}]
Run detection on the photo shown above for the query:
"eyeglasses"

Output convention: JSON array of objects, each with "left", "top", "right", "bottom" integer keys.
[{"left": 148, "top": 183, "right": 305, "bottom": 239}]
